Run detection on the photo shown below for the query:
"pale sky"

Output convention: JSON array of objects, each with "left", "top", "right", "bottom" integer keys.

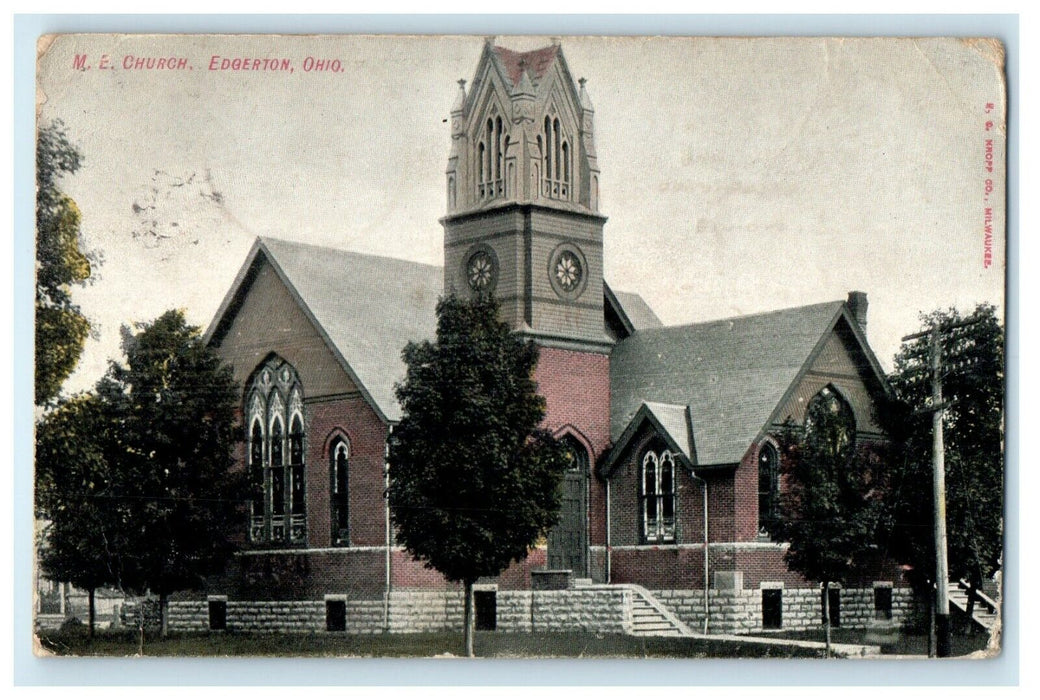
[{"left": 35, "top": 34, "right": 1006, "bottom": 395}]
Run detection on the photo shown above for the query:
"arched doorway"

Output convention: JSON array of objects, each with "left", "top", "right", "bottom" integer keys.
[{"left": 547, "top": 435, "right": 589, "bottom": 577}]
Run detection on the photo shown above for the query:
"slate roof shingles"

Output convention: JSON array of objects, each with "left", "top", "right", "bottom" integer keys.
[
  {"left": 239, "top": 237, "right": 659, "bottom": 425},
  {"left": 257, "top": 237, "right": 442, "bottom": 423},
  {"left": 610, "top": 301, "right": 846, "bottom": 466},
  {"left": 491, "top": 45, "right": 560, "bottom": 88}
]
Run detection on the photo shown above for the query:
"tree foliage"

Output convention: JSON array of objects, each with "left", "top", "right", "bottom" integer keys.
[
  {"left": 884, "top": 304, "right": 1004, "bottom": 595},
  {"left": 36, "top": 120, "right": 93, "bottom": 406},
  {"left": 35, "top": 310, "right": 246, "bottom": 634},
  {"left": 770, "top": 392, "right": 890, "bottom": 655},
  {"left": 35, "top": 395, "right": 122, "bottom": 635},
  {"left": 771, "top": 399, "right": 887, "bottom": 586},
  {"left": 387, "top": 295, "right": 570, "bottom": 654},
  {"left": 102, "top": 311, "right": 246, "bottom": 608}
]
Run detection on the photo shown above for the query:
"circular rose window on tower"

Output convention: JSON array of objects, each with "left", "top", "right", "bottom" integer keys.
[
  {"left": 555, "top": 251, "right": 582, "bottom": 291},
  {"left": 548, "top": 243, "right": 588, "bottom": 299},
  {"left": 465, "top": 248, "right": 497, "bottom": 293}
]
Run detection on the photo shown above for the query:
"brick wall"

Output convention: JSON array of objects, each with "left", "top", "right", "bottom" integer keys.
[
  {"left": 607, "top": 540, "right": 905, "bottom": 593},
  {"left": 206, "top": 545, "right": 552, "bottom": 601},
  {"left": 534, "top": 346, "right": 611, "bottom": 558},
  {"left": 304, "top": 396, "right": 389, "bottom": 548},
  {"left": 606, "top": 427, "right": 717, "bottom": 550}
]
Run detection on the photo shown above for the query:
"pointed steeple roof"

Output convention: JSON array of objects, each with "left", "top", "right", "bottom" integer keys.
[
  {"left": 513, "top": 65, "right": 536, "bottom": 96},
  {"left": 490, "top": 44, "right": 560, "bottom": 89}
]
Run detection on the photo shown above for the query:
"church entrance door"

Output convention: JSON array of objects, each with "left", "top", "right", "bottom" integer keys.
[{"left": 547, "top": 437, "right": 588, "bottom": 577}]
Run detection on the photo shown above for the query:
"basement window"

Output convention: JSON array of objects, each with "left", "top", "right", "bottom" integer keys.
[
  {"left": 762, "top": 589, "right": 783, "bottom": 630},
  {"left": 874, "top": 584, "right": 893, "bottom": 621},
  {"left": 475, "top": 590, "right": 497, "bottom": 631},
  {"left": 208, "top": 598, "right": 227, "bottom": 631},
  {"left": 326, "top": 599, "right": 347, "bottom": 632},
  {"left": 825, "top": 587, "right": 842, "bottom": 628}
]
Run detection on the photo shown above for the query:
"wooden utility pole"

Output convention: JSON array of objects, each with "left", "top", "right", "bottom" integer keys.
[
  {"left": 929, "top": 326, "right": 952, "bottom": 657},
  {"left": 902, "top": 314, "right": 984, "bottom": 657}
]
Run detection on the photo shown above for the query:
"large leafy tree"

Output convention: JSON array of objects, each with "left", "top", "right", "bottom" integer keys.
[
  {"left": 100, "top": 310, "right": 247, "bottom": 635},
  {"left": 35, "top": 395, "right": 123, "bottom": 638},
  {"left": 770, "top": 393, "right": 888, "bottom": 657},
  {"left": 388, "top": 294, "right": 570, "bottom": 657},
  {"left": 37, "top": 310, "right": 246, "bottom": 636},
  {"left": 36, "top": 120, "right": 93, "bottom": 406},
  {"left": 885, "top": 304, "right": 1004, "bottom": 624}
]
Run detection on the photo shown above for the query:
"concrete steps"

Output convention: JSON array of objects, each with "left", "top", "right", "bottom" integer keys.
[
  {"left": 624, "top": 585, "right": 692, "bottom": 637},
  {"left": 947, "top": 581, "right": 1000, "bottom": 633}
]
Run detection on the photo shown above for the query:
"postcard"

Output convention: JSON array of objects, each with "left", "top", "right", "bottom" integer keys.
[{"left": 33, "top": 34, "right": 1006, "bottom": 660}]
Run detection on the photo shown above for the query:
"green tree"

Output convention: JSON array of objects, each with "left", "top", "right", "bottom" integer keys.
[
  {"left": 35, "top": 395, "right": 121, "bottom": 638},
  {"left": 36, "top": 121, "right": 93, "bottom": 406},
  {"left": 885, "top": 304, "right": 1004, "bottom": 627},
  {"left": 99, "top": 310, "right": 246, "bottom": 634},
  {"left": 388, "top": 295, "right": 570, "bottom": 657},
  {"left": 36, "top": 311, "right": 246, "bottom": 637},
  {"left": 771, "top": 392, "right": 888, "bottom": 657}
]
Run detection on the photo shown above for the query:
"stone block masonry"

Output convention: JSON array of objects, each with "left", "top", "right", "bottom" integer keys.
[
  {"left": 653, "top": 587, "right": 915, "bottom": 634},
  {"left": 168, "top": 587, "right": 631, "bottom": 635}
]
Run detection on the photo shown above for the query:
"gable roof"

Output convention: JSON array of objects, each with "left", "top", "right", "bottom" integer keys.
[
  {"left": 205, "top": 237, "right": 442, "bottom": 423},
  {"left": 612, "top": 290, "right": 663, "bottom": 331},
  {"left": 207, "top": 237, "right": 663, "bottom": 425},
  {"left": 609, "top": 300, "right": 886, "bottom": 468}
]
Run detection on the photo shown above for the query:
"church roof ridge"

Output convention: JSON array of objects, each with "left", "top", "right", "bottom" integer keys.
[
  {"left": 610, "top": 298, "right": 852, "bottom": 466},
  {"left": 637, "top": 299, "right": 846, "bottom": 336},
  {"left": 256, "top": 235, "right": 442, "bottom": 273}
]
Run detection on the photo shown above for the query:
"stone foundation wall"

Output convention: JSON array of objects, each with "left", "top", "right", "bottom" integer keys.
[
  {"left": 653, "top": 587, "right": 915, "bottom": 634},
  {"left": 168, "top": 587, "right": 630, "bottom": 634},
  {"left": 529, "top": 588, "right": 630, "bottom": 634},
  {"left": 386, "top": 591, "right": 462, "bottom": 633}
]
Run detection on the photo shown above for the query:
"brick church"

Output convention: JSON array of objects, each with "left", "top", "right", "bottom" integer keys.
[{"left": 183, "top": 39, "right": 908, "bottom": 635}]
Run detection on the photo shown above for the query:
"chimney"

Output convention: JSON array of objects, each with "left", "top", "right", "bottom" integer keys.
[{"left": 847, "top": 291, "right": 868, "bottom": 333}]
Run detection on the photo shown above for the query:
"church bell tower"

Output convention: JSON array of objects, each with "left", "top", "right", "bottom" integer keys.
[{"left": 442, "top": 38, "right": 610, "bottom": 353}]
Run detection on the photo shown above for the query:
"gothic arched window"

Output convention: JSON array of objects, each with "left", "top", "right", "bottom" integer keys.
[
  {"left": 560, "top": 434, "right": 589, "bottom": 474},
  {"left": 805, "top": 385, "right": 857, "bottom": 461},
  {"left": 248, "top": 412, "right": 265, "bottom": 542},
  {"left": 486, "top": 118, "right": 493, "bottom": 181},
  {"left": 543, "top": 116, "right": 553, "bottom": 184},
  {"left": 494, "top": 116, "right": 503, "bottom": 181},
  {"left": 541, "top": 115, "right": 571, "bottom": 200},
  {"left": 245, "top": 357, "right": 307, "bottom": 545},
  {"left": 553, "top": 118, "right": 562, "bottom": 181},
  {"left": 757, "top": 441, "right": 780, "bottom": 537},
  {"left": 641, "top": 447, "right": 677, "bottom": 543},
  {"left": 330, "top": 437, "right": 350, "bottom": 545}
]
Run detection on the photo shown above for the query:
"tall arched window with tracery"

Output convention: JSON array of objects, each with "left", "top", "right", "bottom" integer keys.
[
  {"left": 641, "top": 446, "right": 676, "bottom": 543},
  {"left": 805, "top": 385, "right": 857, "bottom": 461},
  {"left": 330, "top": 437, "right": 350, "bottom": 545},
  {"left": 477, "top": 115, "right": 507, "bottom": 200},
  {"left": 247, "top": 397, "right": 266, "bottom": 543},
  {"left": 542, "top": 114, "right": 571, "bottom": 200},
  {"left": 245, "top": 357, "right": 307, "bottom": 545},
  {"left": 757, "top": 441, "right": 780, "bottom": 538}
]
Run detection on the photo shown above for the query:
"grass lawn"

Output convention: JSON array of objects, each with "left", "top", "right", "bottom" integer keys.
[
  {"left": 36, "top": 628, "right": 826, "bottom": 659},
  {"left": 743, "top": 626, "right": 995, "bottom": 658}
]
